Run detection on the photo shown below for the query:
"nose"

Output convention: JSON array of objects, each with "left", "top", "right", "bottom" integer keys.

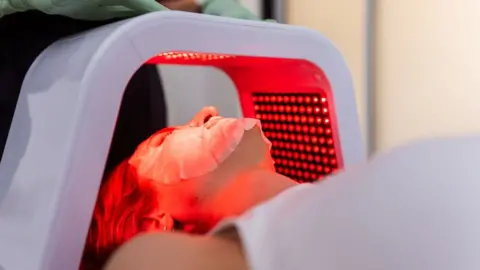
[
  {"left": 203, "top": 114, "right": 213, "bottom": 124},
  {"left": 189, "top": 106, "right": 219, "bottom": 127}
]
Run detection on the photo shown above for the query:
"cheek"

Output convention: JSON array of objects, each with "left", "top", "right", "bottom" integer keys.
[{"left": 159, "top": 184, "right": 204, "bottom": 222}]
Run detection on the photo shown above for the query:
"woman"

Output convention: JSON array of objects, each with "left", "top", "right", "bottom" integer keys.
[{"left": 82, "top": 107, "right": 297, "bottom": 269}]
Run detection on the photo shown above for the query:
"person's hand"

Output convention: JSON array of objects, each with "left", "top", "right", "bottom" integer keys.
[{"left": 156, "top": 0, "right": 202, "bottom": 12}]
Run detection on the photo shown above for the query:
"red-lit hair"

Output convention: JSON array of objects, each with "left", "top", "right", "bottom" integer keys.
[{"left": 81, "top": 128, "right": 176, "bottom": 270}]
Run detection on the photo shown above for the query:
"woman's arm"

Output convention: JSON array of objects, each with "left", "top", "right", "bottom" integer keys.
[{"left": 104, "top": 232, "right": 248, "bottom": 270}]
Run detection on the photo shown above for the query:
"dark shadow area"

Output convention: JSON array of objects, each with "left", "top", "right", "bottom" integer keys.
[{"left": 104, "top": 64, "right": 167, "bottom": 175}]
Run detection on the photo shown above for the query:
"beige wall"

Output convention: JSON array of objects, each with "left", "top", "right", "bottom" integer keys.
[
  {"left": 287, "top": 1, "right": 480, "bottom": 153},
  {"left": 286, "top": 0, "right": 368, "bottom": 143},
  {"left": 375, "top": 0, "right": 480, "bottom": 151}
]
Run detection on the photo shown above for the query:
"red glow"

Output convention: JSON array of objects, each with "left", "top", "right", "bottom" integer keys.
[
  {"left": 82, "top": 51, "right": 343, "bottom": 269},
  {"left": 81, "top": 128, "right": 177, "bottom": 270},
  {"left": 144, "top": 52, "right": 341, "bottom": 148},
  {"left": 146, "top": 52, "right": 236, "bottom": 65}
]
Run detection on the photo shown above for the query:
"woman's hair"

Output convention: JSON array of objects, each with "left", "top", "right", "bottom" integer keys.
[{"left": 81, "top": 128, "right": 176, "bottom": 270}]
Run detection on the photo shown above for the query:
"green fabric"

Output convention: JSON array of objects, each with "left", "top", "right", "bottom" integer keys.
[
  {"left": 0, "top": 0, "right": 167, "bottom": 20},
  {"left": 0, "top": 0, "right": 261, "bottom": 21}
]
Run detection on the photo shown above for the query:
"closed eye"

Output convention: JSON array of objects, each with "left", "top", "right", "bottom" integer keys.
[{"left": 147, "top": 127, "right": 178, "bottom": 147}]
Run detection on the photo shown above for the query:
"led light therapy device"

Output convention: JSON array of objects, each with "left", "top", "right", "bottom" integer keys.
[{"left": 0, "top": 12, "right": 364, "bottom": 270}]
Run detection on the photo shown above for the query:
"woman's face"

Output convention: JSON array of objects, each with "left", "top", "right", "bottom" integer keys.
[{"left": 128, "top": 107, "right": 275, "bottom": 231}]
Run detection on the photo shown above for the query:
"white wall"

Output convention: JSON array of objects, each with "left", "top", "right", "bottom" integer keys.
[
  {"left": 286, "top": 0, "right": 368, "bottom": 145},
  {"left": 159, "top": 66, "right": 242, "bottom": 125},
  {"left": 375, "top": 1, "right": 480, "bottom": 151}
]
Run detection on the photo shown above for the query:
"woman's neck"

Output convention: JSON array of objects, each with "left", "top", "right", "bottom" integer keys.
[{"left": 203, "top": 169, "right": 298, "bottom": 222}]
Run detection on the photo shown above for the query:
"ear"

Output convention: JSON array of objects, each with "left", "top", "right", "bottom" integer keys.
[
  {"left": 142, "top": 213, "right": 175, "bottom": 232},
  {"left": 159, "top": 213, "right": 175, "bottom": 231}
]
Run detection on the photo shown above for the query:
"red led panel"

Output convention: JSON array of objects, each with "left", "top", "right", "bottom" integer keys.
[{"left": 253, "top": 93, "right": 338, "bottom": 183}]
